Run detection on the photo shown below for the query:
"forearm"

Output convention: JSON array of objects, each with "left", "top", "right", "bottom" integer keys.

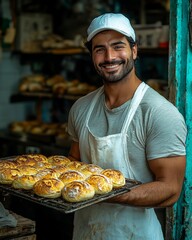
[
  {"left": 110, "top": 181, "right": 180, "bottom": 208},
  {"left": 68, "top": 141, "right": 81, "bottom": 161}
]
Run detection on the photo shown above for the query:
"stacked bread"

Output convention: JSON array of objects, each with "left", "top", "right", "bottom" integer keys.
[
  {"left": 0, "top": 154, "right": 126, "bottom": 202},
  {"left": 18, "top": 74, "right": 97, "bottom": 96}
]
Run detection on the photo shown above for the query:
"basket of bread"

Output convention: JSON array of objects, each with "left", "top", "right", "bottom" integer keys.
[{"left": 0, "top": 154, "right": 141, "bottom": 213}]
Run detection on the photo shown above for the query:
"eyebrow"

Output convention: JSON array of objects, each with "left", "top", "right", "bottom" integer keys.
[{"left": 93, "top": 41, "right": 127, "bottom": 51}]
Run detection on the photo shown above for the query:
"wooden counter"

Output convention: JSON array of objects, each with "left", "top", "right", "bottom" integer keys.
[{"left": 0, "top": 212, "right": 36, "bottom": 239}]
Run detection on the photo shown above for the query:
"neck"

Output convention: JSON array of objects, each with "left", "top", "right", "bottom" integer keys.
[{"left": 104, "top": 74, "right": 142, "bottom": 109}]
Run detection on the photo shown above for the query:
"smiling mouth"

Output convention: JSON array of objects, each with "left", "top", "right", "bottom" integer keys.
[
  {"left": 103, "top": 64, "right": 120, "bottom": 70},
  {"left": 100, "top": 61, "right": 124, "bottom": 71}
]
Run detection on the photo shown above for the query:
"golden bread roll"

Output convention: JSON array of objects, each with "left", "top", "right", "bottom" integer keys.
[
  {"left": 35, "top": 169, "right": 52, "bottom": 179},
  {"left": 28, "top": 82, "right": 44, "bottom": 92},
  {"left": 52, "top": 165, "right": 69, "bottom": 176},
  {"left": 67, "top": 161, "right": 87, "bottom": 170},
  {"left": 33, "top": 178, "right": 64, "bottom": 198},
  {"left": 18, "top": 165, "right": 38, "bottom": 175},
  {"left": 9, "top": 121, "right": 24, "bottom": 133},
  {"left": 41, "top": 169, "right": 62, "bottom": 179},
  {"left": 17, "top": 158, "right": 37, "bottom": 166},
  {"left": 0, "top": 169, "right": 22, "bottom": 184},
  {"left": 79, "top": 164, "right": 103, "bottom": 177},
  {"left": 29, "top": 126, "right": 44, "bottom": 134},
  {"left": 59, "top": 170, "right": 86, "bottom": 186},
  {"left": 47, "top": 155, "right": 71, "bottom": 166},
  {"left": 33, "top": 162, "right": 53, "bottom": 170},
  {"left": 12, "top": 175, "right": 41, "bottom": 190},
  {"left": 46, "top": 75, "right": 65, "bottom": 87},
  {"left": 101, "top": 169, "right": 126, "bottom": 189},
  {"left": 35, "top": 169, "right": 58, "bottom": 179},
  {"left": 16, "top": 154, "right": 48, "bottom": 166},
  {"left": 62, "top": 180, "right": 95, "bottom": 202},
  {"left": 0, "top": 161, "right": 17, "bottom": 169},
  {"left": 24, "top": 74, "right": 45, "bottom": 83},
  {"left": 52, "top": 82, "right": 68, "bottom": 95},
  {"left": 86, "top": 174, "right": 113, "bottom": 194}
]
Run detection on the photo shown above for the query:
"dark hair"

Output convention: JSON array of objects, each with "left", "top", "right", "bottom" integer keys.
[{"left": 126, "top": 36, "right": 137, "bottom": 48}]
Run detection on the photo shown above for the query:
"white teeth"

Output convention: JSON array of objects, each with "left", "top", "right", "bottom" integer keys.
[{"left": 104, "top": 65, "right": 118, "bottom": 69}]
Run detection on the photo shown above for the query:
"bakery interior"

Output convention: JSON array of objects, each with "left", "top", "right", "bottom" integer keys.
[{"left": 0, "top": 0, "right": 170, "bottom": 239}]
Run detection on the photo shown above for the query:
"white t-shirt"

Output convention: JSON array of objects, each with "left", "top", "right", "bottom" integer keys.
[
  {"left": 68, "top": 85, "right": 187, "bottom": 240},
  {"left": 68, "top": 85, "right": 187, "bottom": 183}
]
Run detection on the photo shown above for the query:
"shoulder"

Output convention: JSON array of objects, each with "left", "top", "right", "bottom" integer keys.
[
  {"left": 138, "top": 86, "right": 187, "bottom": 140},
  {"left": 141, "top": 86, "right": 184, "bottom": 119},
  {"left": 68, "top": 87, "right": 103, "bottom": 118},
  {"left": 142, "top": 86, "right": 186, "bottom": 138}
]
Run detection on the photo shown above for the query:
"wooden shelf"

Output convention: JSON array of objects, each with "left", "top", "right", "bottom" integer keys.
[
  {"left": 45, "top": 47, "right": 88, "bottom": 55},
  {"left": 10, "top": 92, "right": 83, "bottom": 103},
  {"left": 16, "top": 47, "right": 167, "bottom": 56},
  {"left": 16, "top": 47, "right": 88, "bottom": 56}
]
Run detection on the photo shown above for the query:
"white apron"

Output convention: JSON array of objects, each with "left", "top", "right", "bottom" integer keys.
[{"left": 73, "top": 82, "right": 164, "bottom": 240}]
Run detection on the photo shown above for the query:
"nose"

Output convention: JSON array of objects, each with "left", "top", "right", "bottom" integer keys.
[{"left": 104, "top": 48, "right": 116, "bottom": 62}]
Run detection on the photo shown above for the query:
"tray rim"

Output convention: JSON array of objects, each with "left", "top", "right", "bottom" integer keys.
[{"left": 0, "top": 178, "right": 141, "bottom": 214}]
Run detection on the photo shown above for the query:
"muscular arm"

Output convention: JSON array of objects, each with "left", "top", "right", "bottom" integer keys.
[
  {"left": 68, "top": 141, "right": 186, "bottom": 207},
  {"left": 109, "top": 155, "right": 186, "bottom": 207}
]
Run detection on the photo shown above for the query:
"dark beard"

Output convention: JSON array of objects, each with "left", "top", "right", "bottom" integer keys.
[{"left": 96, "top": 57, "right": 134, "bottom": 84}]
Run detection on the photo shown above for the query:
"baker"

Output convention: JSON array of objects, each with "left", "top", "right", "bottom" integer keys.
[{"left": 67, "top": 13, "right": 187, "bottom": 240}]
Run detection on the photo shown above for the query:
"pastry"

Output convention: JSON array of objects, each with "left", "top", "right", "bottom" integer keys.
[
  {"left": 86, "top": 174, "right": 113, "bottom": 194},
  {"left": 79, "top": 164, "right": 103, "bottom": 177},
  {"left": 33, "top": 178, "right": 64, "bottom": 198},
  {"left": 24, "top": 74, "right": 45, "bottom": 83},
  {"left": 47, "top": 155, "right": 71, "bottom": 166},
  {"left": 0, "top": 169, "right": 22, "bottom": 184},
  {"left": 42, "top": 168, "right": 63, "bottom": 179},
  {"left": 0, "top": 161, "right": 17, "bottom": 169},
  {"left": 59, "top": 170, "right": 86, "bottom": 186},
  {"left": 67, "top": 161, "right": 86, "bottom": 170},
  {"left": 16, "top": 154, "right": 48, "bottom": 166},
  {"left": 12, "top": 175, "right": 40, "bottom": 190},
  {"left": 18, "top": 165, "right": 38, "bottom": 175},
  {"left": 28, "top": 82, "right": 44, "bottom": 92},
  {"left": 101, "top": 169, "right": 126, "bottom": 188},
  {"left": 52, "top": 165, "right": 69, "bottom": 176},
  {"left": 62, "top": 180, "right": 95, "bottom": 202},
  {"left": 33, "top": 161, "right": 53, "bottom": 170},
  {"left": 35, "top": 169, "right": 58, "bottom": 179},
  {"left": 52, "top": 82, "right": 68, "bottom": 95}
]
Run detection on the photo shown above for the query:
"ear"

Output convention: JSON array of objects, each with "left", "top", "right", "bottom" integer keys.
[{"left": 132, "top": 45, "right": 138, "bottom": 60}]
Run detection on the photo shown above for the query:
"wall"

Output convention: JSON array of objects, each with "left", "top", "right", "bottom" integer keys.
[{"left": 0, "top": 51, "right": 33, "bottom": 129}]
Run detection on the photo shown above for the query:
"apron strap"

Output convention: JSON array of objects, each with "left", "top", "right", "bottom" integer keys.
[
  {"left": 85, "top": 82, "right": 149, "bottom": 133},
  {"left": 122, "top": 82, "right": 149, "bottom": 133},
  {"left": 85, "top": 86, "right": 104, "bottom": 127}
]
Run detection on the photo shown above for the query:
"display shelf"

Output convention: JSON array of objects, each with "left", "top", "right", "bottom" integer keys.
[
  {"left": 16, "top": 47, "right": 168, "bottom": 56},
  {"left": 14, "top": 47, "right": 88, "bottom": 56},
  {"left": 45, "top": 47, "right": 88, "bottom": 55},
  {"left": 10, "top": 92, "right": 82, "bottom": 103},
  {"left": 0, "top": 130, "right": 70, "bottom": 157}
]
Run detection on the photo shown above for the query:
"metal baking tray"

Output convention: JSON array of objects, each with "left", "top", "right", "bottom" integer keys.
[{"left": 0, "top": 179, "right": 141, "bottom": 214}]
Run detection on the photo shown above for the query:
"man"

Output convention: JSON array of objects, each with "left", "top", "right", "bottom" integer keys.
[{"left": 67, "top": 13, "right": 187, "bottom": 240}]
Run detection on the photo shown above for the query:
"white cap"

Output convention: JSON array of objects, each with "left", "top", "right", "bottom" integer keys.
[{"left": 87, "top": 13, "right": 136, "bottom": 42}]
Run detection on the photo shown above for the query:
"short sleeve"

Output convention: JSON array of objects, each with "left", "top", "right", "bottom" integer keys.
[
  {"left": 67, "top": 104, "right": 79, "bottom": 142},
  {"left": 146, "top": 104, "right": 187, "bottom": 160}
]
